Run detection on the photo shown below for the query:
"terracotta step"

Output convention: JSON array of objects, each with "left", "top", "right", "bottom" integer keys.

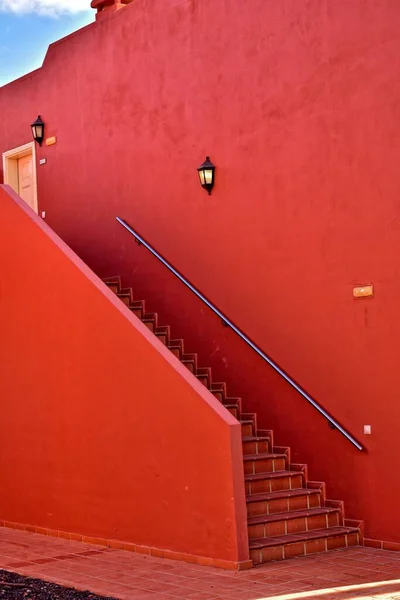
[
  {"left": 155, "top": 326, "right": 170, "bottom": 343},
  {"left": 120, "top": 287, "right": 133, "bottom": 300},
  {"left": 222, "top": 398, "right": 242, "bottom": 416},
  {"left": 142, "top": 319, "right": 155, "bottom": 332},
  {"left": 241, "top": 420, "right": 255, "bottom": 438},
  {"left": 182, "top": 359, "right": 195, "bottom": 373},
  {"left": 246, "top": 488, "right": 322, "bottom": 517},
  {"left": 196, "top": 374, "right": 209, "bottom": 387},
  {"left": 242, "top": 413, "right": 257, "bottom": 431},
  {"left": 224, "top": 404, "right": 239, "bottom": 418},
  {"left": 223, "top": 397, "right": 242, "bottom": 407},
  {"left": 210, "top": 382, "right": 226, "bottom": 402},
  {"left": 117, "top": 293, "right": 131, "bottom": 307},
  {"left": 245, "top": 470, "right": 303, "bottom": 495},
  {"left": 104, "top": 282, "right": 119, "bottom": 294},
  {"left": 196, "top": 367, "right": 211, "bottom": 388},
  {"left": 142, "top": 313, "right": 159, "bottom": 332},
  {"left": 243, "top": 453, "right": 287, "bottom": 475},
  {"left": 144, "top": 313, "right": 158, "bottom": 325},
  {"left": 242, "top": 436, "right": 270, "bottom": 455},
  {"left": 249, "top": 526, "right": 360, "bottom": 564},
  {"left": 130, "top": 300, "right": 144, "bottom": 319},
  {"left": 168, "top": 339, "right": 183, "bottom": 358},
  {"left": 181, "top": 353, "right": 197, "bottom": 368},
  {"left": 103, "top": 276, "right": 120, "bottom": 287},
  {"left": 247, "top": 507, "right": 340, "bottom": 539},
  {"left": 155, "top": 331, "right": 168, "bottom": 345}
]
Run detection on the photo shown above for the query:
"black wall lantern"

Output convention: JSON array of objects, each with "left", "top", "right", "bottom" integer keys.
[
  {"left": 197, "top": 156, "right": 215, "bottom": 195},
  {"left": 31, "top": 115, "right": 45, "bottom": 146}
]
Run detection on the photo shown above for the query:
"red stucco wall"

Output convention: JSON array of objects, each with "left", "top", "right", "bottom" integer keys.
[
  {"left": 0, "top": 184, "right": 249, "bottom": 565},
  {"left": 1, "top": 0, "right": 399, "bottom": 543}
]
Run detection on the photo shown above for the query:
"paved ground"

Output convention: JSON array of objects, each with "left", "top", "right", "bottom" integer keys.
[{"left": 0, "top": 527, "right": 399, "bottom": 600}]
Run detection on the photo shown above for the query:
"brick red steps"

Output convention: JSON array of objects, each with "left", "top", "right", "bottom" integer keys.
[
  {"left": 249, "top": 526, "right": 360, "bottom": 564},
  {"left": 245, "top": 471, "right": 303, "bottom": 495},
  {"left": 103, "top": 276, "right": 362, "bottom": 565},
  {"left": 243, "top": 453, "right": 287, "bottom": 474},
  {"left": 242, "top": 436, "right": 271, "bottom": 455},
  {"left": 247, "top": 506, "right": 341, "bottom": 539},
  {"left": 246, "top": 488, "right": 322, "bottom": 517}
]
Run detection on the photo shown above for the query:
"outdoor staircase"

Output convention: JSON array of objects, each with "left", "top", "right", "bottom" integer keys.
[{"left": 104, "top": 276, "right": 362, "bottom": 565}]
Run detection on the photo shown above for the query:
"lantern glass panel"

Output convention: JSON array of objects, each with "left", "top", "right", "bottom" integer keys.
[
  {"left": 204, "top": 169, "right": 213, "bottom": 185},
  {"left": 198, "top": 170, "right": 206, "bottom": 185}
]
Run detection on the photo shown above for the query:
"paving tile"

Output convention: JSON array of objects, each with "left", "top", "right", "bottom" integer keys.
[{"left": 184, "top": 593, "right": 223, "bottom": 600}]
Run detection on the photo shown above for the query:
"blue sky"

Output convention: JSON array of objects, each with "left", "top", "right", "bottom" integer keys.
[{"left": 0, "top": 3, "right": 94, "bottom": 87}]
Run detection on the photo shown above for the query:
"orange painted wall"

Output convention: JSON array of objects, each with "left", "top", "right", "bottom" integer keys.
[
  {"left": 0, "top": 185, "right": 249, "bottom": 564},
  {"left": 1, "top": 0, "right": 400, "bottom": 543}
]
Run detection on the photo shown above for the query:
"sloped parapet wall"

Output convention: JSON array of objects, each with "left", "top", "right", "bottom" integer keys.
[{"left": 0, "top": 185, "right": 249, "bottom": 568}]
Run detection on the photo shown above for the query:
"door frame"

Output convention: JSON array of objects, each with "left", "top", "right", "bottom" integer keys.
[{"left": 2, "top": 142, "right": 38, "bottom": 213}]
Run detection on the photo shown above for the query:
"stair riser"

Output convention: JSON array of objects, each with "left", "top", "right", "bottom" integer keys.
[
  {"left": 226, "top": 407, "right": 238, "bottom": 418},
  {"left": 246, "top": 474, "right": 302, "bottom": 495},
  {"left": 169, "top": 347, "right": 181, "bottom": 358},
  {"left": 118, "top": 296, "right": 131, "bottom": 307},
  {"left": 156, "top": 334, "right": 168, "bottom": 345},
  {"left": 244, "top": 457, "right": 286, "bottom": 475},
  {"left": 144, "top": 321, "right": 154, "bottom": 332},
  {"left": 197, "top": 375, "right": 209, "bottom": 388},
  {"left": 107, "top": 284, "right": 119, "bottom": 294},
  {"left": 241, "top": 423, "right": 254, "bottom": 437},
  {"left": 168, "top": 339, "right": 183, "bottom": 354},
  {"left": 242, "top": 440, "right": 270, "bottom": 455},
  {"left": 250, "top": 532, "right": 359, "bottom": 565},
  {"left": 247, "top": 493, "right": 321, "bottom": 518},
  {"left": 131, "top": 308, "right": 143, "bottom": 319},
  {"left": 248, "top": 512, "right": 340, "bottom": 540}
]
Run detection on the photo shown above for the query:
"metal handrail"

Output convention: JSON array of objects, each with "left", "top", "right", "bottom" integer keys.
[{"left": 116, "top": 216, "right": 363, "bottom": 451}]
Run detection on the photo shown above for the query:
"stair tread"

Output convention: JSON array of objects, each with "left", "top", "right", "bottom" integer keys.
[
  {"left": 246, "top": 488, "right": 320, "bottom": 503},
  {"left": 243, "top": 452, "right": 286, "bottom": 462},
  {"left": 243, "top": 436, "right": 270, "bottom": 442},
  {"left": 249, "top": 526, "right": 359, "bottom": 549},
  {"left": 248, "top": 506, "right": 339, "bottom": 525},
  {"left": 245, "top": 470, "right": 300, "bottom": 481}
]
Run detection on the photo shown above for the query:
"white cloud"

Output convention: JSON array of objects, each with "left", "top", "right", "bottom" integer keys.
[{"left": 0, "top": 0, "right": 90, "bottom": 16}]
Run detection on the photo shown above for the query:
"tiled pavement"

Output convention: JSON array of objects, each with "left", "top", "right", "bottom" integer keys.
[{"left": 0, "top": 527, "right": 399, "bottom": 600}]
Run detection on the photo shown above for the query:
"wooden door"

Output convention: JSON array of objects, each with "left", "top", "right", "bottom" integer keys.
[{"left": 18, "top": 154, "right": 35, "bottom": 210}]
